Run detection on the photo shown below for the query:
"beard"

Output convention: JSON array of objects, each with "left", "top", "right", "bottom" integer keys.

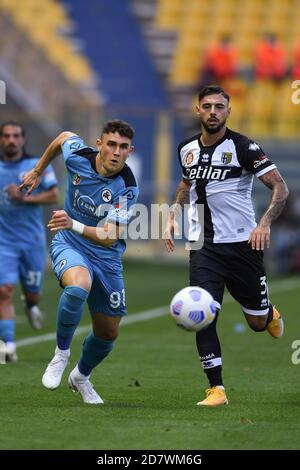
[
  {"left": 4, "top": 145, "right": 19, "bottom": 157},
  {"left": 201, "top": 120, "right": 225, "bottom": 134}
]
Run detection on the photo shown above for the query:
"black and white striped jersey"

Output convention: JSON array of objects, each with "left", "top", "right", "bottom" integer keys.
[{"left": 178, "top": 128, "right": 276, "bottom": 243}]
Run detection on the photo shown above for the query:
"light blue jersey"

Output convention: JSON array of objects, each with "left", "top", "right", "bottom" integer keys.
[
  {"left": 55, "top": 135, "right": 138, "bottom": 264},
  {"left": 0, "top": 155, "right": 57, "bottom": 247},
  {"left": 50, "top": 135, "right": 139, "bottom": 316},
  {"left": 0, "top": 154, "right": 57, "bottom": 291}
]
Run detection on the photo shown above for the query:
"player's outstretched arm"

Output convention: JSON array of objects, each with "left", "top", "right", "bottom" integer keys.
[
  {"left": 164, "top": 178, "right": 191, "bottom": 253},
  {"left": 248, "top": 169, "right": 289, "bottom": 250},
  {"left": 48, "top": 210, "right": 120, "bottom": 248},
  {"left": 19, "top": 131, "right": 76, "bottom": 195}
]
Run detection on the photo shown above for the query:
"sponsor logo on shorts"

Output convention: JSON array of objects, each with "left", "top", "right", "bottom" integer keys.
[
  {"left": 72, "top": 174, "right": 81, "bottom": 185},
  {"left": 261, "top": 298, "right": 268, "bottom": 307}
]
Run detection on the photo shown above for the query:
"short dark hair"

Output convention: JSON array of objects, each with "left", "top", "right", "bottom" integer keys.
[
  {"left": 0, "top": 120, "right": 25, "bottom": 137},
  {"left": 198, "top": 85, "right": 230, "bottom": 103},
  {"left": 102, "top": 119, "right": 135, "bottom": 140}
]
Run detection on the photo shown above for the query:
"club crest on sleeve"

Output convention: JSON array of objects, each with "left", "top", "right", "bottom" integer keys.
[
  {"left": 184, "top": 152, "right": 194, "bottom": 166},
  {"left": 221, "top": 152, "right": 232, "bottom": 164},
  {"left": 72, "top": 174, "right": 81, "bottom": 185},
  {"left": 102, "top": 189, "right": 112, "bottom": 202}
]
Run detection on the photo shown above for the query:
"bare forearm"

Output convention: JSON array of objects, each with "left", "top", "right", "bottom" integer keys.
[
  {"left": 259, "top": 170, "right": 289, "bottom": 226},
  {"left": 34, "top": 132, "right": 75, "bottom": 175},
  {"left": 172, "top": 179, "right": 190, "bottom": 209},
  {"left": 48, "top": 210, "right": 119, "bottom": 247},
  {"left": 259, "top": 186, "right": 289, "bottom": 225},
  {"left": 259, "top": 182, "right": 289, "bottom": 225},
  {"left": 81, "top": 225, "right": 118, "bottom": 247}
]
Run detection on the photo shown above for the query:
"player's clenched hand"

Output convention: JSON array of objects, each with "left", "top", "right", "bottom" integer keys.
[
  {"left": 48, "top": 210, "right": 73, "bottom": 232},
  {"left": 19, "top": 168, "right": 41, "bottom": 195},
  {"left": 164, "top": 210, "right": 180, "bottom": 253},
  {"left": 248, "top": 223, "right": 271, "bottom": 251},
  {"left": 6, "top": 184, "right": 24, "bottom": 201}
]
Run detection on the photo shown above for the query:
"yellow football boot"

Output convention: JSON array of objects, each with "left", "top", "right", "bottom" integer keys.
[
  {"left": 267, "top": 306, "right": 284, "bottom": 338},
  {"left": 197, "top": 386, "right": 228, "bottom": 406}
]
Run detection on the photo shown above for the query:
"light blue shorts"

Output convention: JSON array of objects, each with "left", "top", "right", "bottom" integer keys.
[
  {"left": 0, "top": 242, "right": 45, "bottom": 293},
  {"left": 50, "top": 238, "right": 127, "bottom": 317}
]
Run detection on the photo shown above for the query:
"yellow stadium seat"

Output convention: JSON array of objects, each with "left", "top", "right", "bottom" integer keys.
[{"left": 0, "top": 0, "right": 94, "bottom": 89}]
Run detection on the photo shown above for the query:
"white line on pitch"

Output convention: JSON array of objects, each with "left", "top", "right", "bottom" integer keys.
[{"left": 15, "top": 276, "right": 299, "bottom": 348}]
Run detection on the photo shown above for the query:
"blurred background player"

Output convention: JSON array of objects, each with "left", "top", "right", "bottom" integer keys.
[
  {"left": 0, "top": 121, "right": 59, "bottom": 362},
  {"left": 20, "top": 120, "right": 138, "bottom": 404},
  {"left": 199, "top": 34, "right": 238, "bottom": 88},
  {"left": 291, "top": 41, "right": 300, "bottom": 80},
  {"left": 254, "top": 33, "right": 287, "bottom": 82},
  {"left": 164, "top": 85, "right": 289, "bottom": 406}
]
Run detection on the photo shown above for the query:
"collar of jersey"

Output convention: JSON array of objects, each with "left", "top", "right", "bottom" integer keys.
[{"left": 198, "top": 127, "right": 230, "bottom": 149}]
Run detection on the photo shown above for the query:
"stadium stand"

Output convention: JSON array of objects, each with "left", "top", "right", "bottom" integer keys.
[
  {"left": 0, "top": 0, "right": 102, "bottom": 142},
  {"left": 0, "top": 0, "right": 96, "bottom": 88},
  {"left": 134, "top": 0, "right": 300, "bottom": 138}
]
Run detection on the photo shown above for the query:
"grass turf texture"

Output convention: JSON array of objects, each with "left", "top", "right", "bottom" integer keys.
[{"left": 0, "top": 260, "right": 299, "bottom": 450}]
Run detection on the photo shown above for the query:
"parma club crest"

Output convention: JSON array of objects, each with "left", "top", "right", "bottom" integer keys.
[{"left": 221, "top": 152, "right": 232, "bottom": 164}]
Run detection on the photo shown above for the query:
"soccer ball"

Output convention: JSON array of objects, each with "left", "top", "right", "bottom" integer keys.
[{"left": 170, "top": 286, "right": 216, "bottom": 332}]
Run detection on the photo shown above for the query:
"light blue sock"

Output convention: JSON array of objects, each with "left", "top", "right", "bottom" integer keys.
[
  {"left": 56, "top": 285, "right": 89, "bottom": 350},
  {"left": 78, "top": 332, "right": 115, "bottom": 376},
  {"left": 0, "top": 319, "right": 15, "bottom": 342}
]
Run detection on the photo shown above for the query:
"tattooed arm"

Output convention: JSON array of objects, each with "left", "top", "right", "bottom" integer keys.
[
  {"left": 173, "top": 178, "right": 191, "bottom": 208},
  {"left": 164, "top": 178, "right": 191, "bottom": 253},
  {"left": 248, "top": 169, "right": 289, "bottom": 250}
]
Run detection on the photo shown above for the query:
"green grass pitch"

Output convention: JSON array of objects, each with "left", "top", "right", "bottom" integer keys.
[{"left": 1, "top": 260, "right": 300, "bottom": 450}]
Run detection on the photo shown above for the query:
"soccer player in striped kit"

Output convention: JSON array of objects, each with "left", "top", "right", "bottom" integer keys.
[{"left": 165, "top": 86, "right": 289, "bottom": 406}]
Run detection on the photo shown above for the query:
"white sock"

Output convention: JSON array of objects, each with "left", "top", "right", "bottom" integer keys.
[
  {"left": 6, "top": 341, "right": 16, "bottom": 353},
  {"left": 216, "top": 385, "right": 225, "bottom": 390},
  {"left": 55, "top": 346, "right": 70, "bottom": 357},
  {"left": 73, "top": 364, "right": 90, "bottom": 380}
]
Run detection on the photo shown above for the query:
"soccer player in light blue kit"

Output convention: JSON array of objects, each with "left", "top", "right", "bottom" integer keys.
[
  {"left": 0, "top": 121, "right": 58, "bottom": 362},
  {"left": 20, "top": 120, "right": 138, "bottom": 404}
]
